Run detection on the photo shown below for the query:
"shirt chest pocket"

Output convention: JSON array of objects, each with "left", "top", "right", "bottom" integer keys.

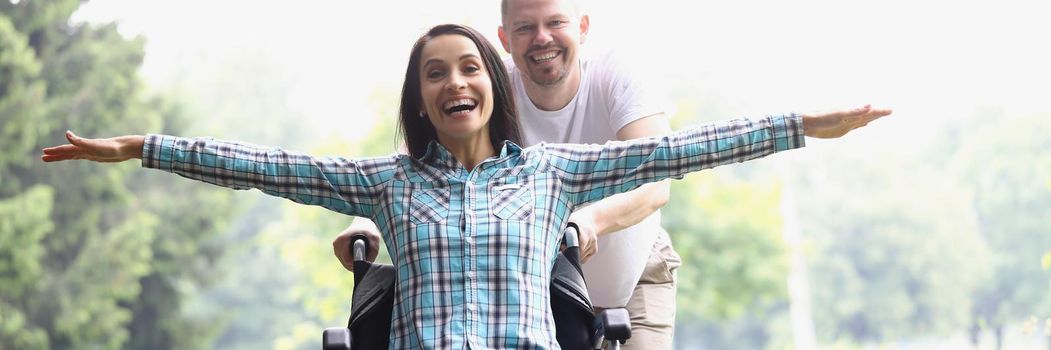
[
  {"left": 490, "top": 181, "right": 534, "bottom": 221},
  {"left": 409, "top": 188, "right": 450, "bottom": 224}
]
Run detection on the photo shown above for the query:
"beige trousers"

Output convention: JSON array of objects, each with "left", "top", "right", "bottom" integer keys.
[{"left": 597, "top": 229, "right": 681, "bottom": 350}]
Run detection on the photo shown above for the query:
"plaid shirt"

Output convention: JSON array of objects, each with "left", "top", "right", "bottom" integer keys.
[{"left": 142, "top": 114, "right": 804, "bottom": 349}]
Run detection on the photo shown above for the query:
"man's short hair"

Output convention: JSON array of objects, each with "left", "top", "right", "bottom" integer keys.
[{"left": 501, "top": 0, "right": 583, "bottom": 26}]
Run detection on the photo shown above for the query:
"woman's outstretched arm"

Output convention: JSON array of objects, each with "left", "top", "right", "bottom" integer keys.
[
  {"left": 42, "top": 131, "right": 397, "bottom": 218},
  {"left": 542, "top": 105, "right": 892, "bottom": 207}
]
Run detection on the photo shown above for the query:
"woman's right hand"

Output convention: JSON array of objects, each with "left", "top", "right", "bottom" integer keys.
[
  {"left": 41, "top": 131, "right": 144, "bottom": 163},
  {"left": 333, "top": 219, "right": 382, "bottom": 272}
]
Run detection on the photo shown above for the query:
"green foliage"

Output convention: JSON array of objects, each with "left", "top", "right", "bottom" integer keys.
[
  {"left": 802, "top": 166, "right": 989, "bottom": 342},
  {"left": 0, "top": 2, "right": 234, "bottom": 349},
  {"left": 943, "top": 111, "right": 1051, "bottom": 337},
  {"left": 53, "top": 212, "right": 157, "bottom": 349},
  {"left": 786, "top": 109, "right": 1051, "bottom": 347},
  {"left": 242, "top": 87, "right": 402, "bottom": 349},
  {"left": 1045, "top": 252, "right": 1051, "bottom": 298},
  {"left": 665, "top": 171, "right": 789, "bottom": 320},
  {"left": 0, "top": 186, "right": 53, "bottom": 350},
  {"left": 153, "top": 45, "right": 356, "bottom": 350},
  {"left": 0, "top": 186, "right": 52, "bottom": 299},
  {"left": 660, "top": 85, "right": 795, "bottom": 349},
  {"left": 256, "top": 204, "right": 358, "bottom": 349},
  {"left": 0, "top": 300, "right": 49, "bottom": 349},
  {"left": 674, "top": 303, "right": 795, "bottom": 350},
  {"left": 0, "top": 14, "right": 46, "bottom": 176}
]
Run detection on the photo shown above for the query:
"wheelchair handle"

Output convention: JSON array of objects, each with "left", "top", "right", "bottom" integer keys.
[
  {"left": 350, "top": 234, "right": 370, "bottom": 262},
  {"left": 561, "top": 223, "right": 584, "bottom": 271},
  {"left": 352, "top": 239, "right": 367, "bottom": 262},
  {"left": 563, "top": 222, "right": 581, "bottom": 249},
  {"left": 349, "top": 234, "right": 374, "bottom": 285}
]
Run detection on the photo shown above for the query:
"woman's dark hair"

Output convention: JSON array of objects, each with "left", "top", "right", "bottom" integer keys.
[{"left": 398, "top": 24, "right": 522, "bottom": 159}]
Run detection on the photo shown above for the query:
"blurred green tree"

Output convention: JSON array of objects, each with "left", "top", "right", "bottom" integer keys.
[
  {"left": 665, "top": 171, "right": 789, "bottom": 320},
  {"left": 800, "top": 163, "right": 990, "bottom": 343},
  {"left": 153, "top": 38, "right": 325, "bottom": 350},
  {"left": 1, "top": 1, "right": 235, "bottom": 348},
  {"left": 253, "top": 87, "right": 401, "bottom": 349},
  {"left": 942, "top": 111, "right": 1051, "bottom": 349},
  {"left": 665, "top": 170, "right": 792, "bottom": 349},
  {"left": 661, "top": 96, "right": 795, "bottom": 349},
  {"left": 790, "top": 109, "right": 1050, "bottom": 348}
]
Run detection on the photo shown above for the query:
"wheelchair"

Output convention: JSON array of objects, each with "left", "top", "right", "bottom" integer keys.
[{"left": 322, "top": 224, "right": 632, "bottom": 349}]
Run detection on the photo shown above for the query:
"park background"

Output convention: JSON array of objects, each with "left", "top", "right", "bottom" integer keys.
[{"left": 2, "top": 0, "right": 1050, "bottom": 349}]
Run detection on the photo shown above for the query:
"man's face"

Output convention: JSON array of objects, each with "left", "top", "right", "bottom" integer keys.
[{"left": 499, "top": 0, "right": 588, "bottom": 87}]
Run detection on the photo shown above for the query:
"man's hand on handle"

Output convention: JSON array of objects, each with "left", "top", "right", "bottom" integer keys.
[
  {"left": 333, "top": 220, "right": 382, "bottom": 272},
  {"left": 567, "top": 212, "right": 599, "bottom": 263}
]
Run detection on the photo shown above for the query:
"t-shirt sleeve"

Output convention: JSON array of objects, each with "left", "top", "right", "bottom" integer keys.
[{"left": 596, "top": 51, "right": 671, "bottom": 134}]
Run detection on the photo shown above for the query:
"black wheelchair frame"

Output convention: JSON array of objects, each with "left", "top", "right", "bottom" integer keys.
[{"left": 322, "top": 224, "right": 632, "bottom": 349}]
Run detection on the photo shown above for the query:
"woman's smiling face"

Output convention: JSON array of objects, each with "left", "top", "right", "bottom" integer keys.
[{"left": 418, "top": 34, "right": 495, "bottom": 141}]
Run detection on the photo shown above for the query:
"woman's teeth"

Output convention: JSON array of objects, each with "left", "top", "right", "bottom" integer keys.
[{"left": 443, "top": 98, "right": 477, "bottom": 115}]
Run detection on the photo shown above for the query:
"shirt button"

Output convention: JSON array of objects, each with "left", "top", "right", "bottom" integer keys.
[{"left": 467, "top": 303, "right": 476, "bottom": 311}]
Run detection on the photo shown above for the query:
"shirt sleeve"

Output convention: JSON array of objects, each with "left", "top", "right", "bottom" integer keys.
[
  {"left": 140, "top": 134, "right": 397, "bottom": 218},
  {"left": 541, "top": 114, "right": 805, "bottom": 207}
]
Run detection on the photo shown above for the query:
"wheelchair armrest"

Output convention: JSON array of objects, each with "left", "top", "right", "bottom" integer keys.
[
  {"left": 595, "top": 308, "right": 631, "bottom": 343},
  {"left": 322, "top": 327, "right": 351, "bottom": 350}
]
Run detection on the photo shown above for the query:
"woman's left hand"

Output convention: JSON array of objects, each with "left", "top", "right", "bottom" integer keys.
[{"left": 802, "top": 105, "right": 893, "bottom": 138}]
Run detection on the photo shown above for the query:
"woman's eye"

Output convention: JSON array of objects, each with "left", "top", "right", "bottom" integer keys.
[
  {"left": 464, "top": 66, "right": 480, "bottom": 74},
  {"left": 427, "top": 70, "right": 445, "bottom": 79}
]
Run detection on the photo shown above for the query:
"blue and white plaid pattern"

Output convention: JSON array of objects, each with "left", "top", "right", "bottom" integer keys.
[{"left": 142, "top": 114, "right": 804, "bottom": 349}]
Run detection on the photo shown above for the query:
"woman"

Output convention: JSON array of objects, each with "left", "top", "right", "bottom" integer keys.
[{"left": 42, "top": 24, "right": 890, "bottom": 349}]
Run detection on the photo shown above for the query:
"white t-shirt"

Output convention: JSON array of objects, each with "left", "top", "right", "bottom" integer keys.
[{"left": 505, "top": 50, "right": 669, "bottom": 307}]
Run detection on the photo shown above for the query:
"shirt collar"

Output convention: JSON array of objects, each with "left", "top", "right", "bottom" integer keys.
[
  {"left": 416, "top": 139, "right": 526, "bottom": 172},
  {"left": 498, "top": 140, "right": 524, "bottom": 158},
  {"left": 417, "top": 140, "right": 460, "bottom": 170}
]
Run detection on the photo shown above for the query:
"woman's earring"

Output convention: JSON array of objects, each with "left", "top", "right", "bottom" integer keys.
[{"left": 419, "top": 111, "right": 426, "bottom": 118}]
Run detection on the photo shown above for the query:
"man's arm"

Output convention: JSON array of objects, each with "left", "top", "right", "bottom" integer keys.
[{"left": 569, "top": 113, "right": 672, "bottom": 262}]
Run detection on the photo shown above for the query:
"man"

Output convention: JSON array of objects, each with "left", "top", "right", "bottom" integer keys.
[{"left": 335, "top": 0, "right": 680, "bottom": 347}]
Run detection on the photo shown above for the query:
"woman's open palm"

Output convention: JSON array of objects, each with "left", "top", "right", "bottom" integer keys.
[
  {"left": 41, "top": 131, "right": 144, "bottom": 163},
  {"left": 803, "top": 105, "right": 893, "bottom": 138}
]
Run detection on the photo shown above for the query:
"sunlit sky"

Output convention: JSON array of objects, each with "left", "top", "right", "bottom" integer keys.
[{"left": 73, "top": 0, "right": 1051, "bottom": 144}]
